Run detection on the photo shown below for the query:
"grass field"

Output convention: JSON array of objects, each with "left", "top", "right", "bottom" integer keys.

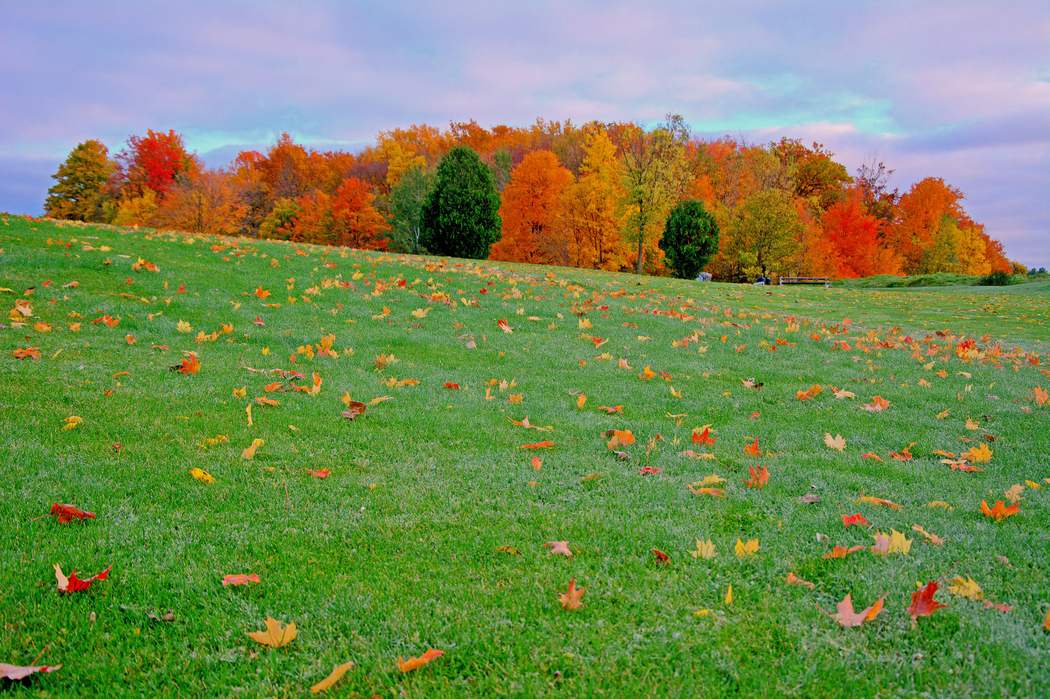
[{"left": 1, "top": 214, "right": 1048, "bottom": 698}]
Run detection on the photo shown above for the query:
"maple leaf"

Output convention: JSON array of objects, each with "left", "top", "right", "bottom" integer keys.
[
  {"left": 824, "top": 433, "right": 846, "bottom": 451},
  {"left": 176, "top": 319, "right": 193, "bottom": 333},
  {"left": 889, "top": 442, "right": 916, "bottom": 461},
  {"left": 55, "top": 563, "right": 111, "bottom": 593},
  {"left": 686, "top": 484, "right": 725, "bottom": 497},
  {"left": 870, "top": 529, "right": 911, "bottom": 556},
  {"left": 190, "top": 467, "right": 215, "bottom": 484},
  {"left": 310, "top": 661, "right": 354, "bottom": 693},
  {"left": 559, "top": 578, "right": 586, "bottom": 610},
  {"left": 50, "top": 503, "right": 95, "bottom": 524},
  {"left": 545, "top": 541, "right": 573, "bottom": 557},
  {"left": 576, "top": 394, "right": 587, "bottom": 409},
  {"left": 831, "top": 594, "right": 886, "bottom": 627},
  {"left": 690, "top": 538, "right": 716, "bottom": 559},
  {"left": 597, "top": 405, "right": 623, "bottom": 414},
  {"left": 531, "top": 455, "right": 543, "bottom": 471},
  {"left": 832, "top": 388, "right": 856, "bottom": 400},
  {"left": 1031, "top": 386, "right": 1049, "bottom": 406},
  {"left": 651, "top": 548, "right": 669, "bottom": 563},
  {"left": 638, "top": 466, "right": 660, "bottom": 475},
  {"left": 796, "top": 385, "right": 822, "bottom": 400},
  {"left": 12, "top": 347, "right": 41, "bottom": 359},
  {"left": 841, "top": 513, "right": 868, "bottom": 527},
  {"left": 908, "top": 581, "right": 948, "bottom": 621},
  {"left": 0, "top": 662, "right": 62, "bottom": 680},
  {"left": 247, "top": 616, "right": 297, "bottom": 647},
  {"left": 960, "top": 443, "right": 993, "bottom": 463},
  {"left": 862, "top": 395, "right": 891, "bottom": 412},
  {"left": 744, "top": 437, "right": 763, "bottom": 456},
  {"left": 948, "top": 575, "right": 984, "bottom": 600},
  {"left": 691, "top": 425, "right": 716, "bottom": 446},
  {"left": 1004, "top": 483, "right": 1024, "bottom": 504},
  {"left": 965, "top": 417, "right": 981, "bottom": 430},
  {"left": 496, "top": 318, "right": 513, "bottom": 333},
  {"left": 605, "top": 429, "right": 636, "bottom": 449},
  {"left": 822, "top": 545, "right": 866, "bottom": 559},
  {"left": 222, "top": 574, "right": 261, "bottom": 587},
  {"left": 745, "top": 465, "right": 769, "bottom": 488},
  {"left": 734, "top": 537, "right": 759, "bottom": 558},
  {"left": 304, "top": 468, "right": 330, "bottom": 479},
  {"left": 618, "top": 357, "right": 632, "bottom": 370},
  {"left": 170, "top": 351, "right": 201, "bottom": 374},
  {"left": 398, "top": 649, "right": 444, "bottom": 672},
  {"left": 785, "top": 572, "right": 815, "bottom": 590},
  {"left": 980, "top": 499, "right": 1020, "bottom": 521},
  {"left": 341, "top": 401, "right": 367, "bottom": 420},
  {"left": 912, "top": 524, "right": 945, "bottom": 546},
  {"left": 241, "top": 438, "right": 264, "bottom": 460},
  {"left": 699, "top": 474, "right": 725, "bottom": 486},
  {"left": 639, "top": 366, "right": 656, "bottom": 380}
]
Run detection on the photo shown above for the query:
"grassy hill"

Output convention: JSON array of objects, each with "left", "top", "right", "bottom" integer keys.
[{"left": 2, "top": 214, "right": 1048, "bottom": 697}]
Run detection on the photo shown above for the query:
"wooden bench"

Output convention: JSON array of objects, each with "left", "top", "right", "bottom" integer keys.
[{"left": 779, "top": 277, "right": 830, "bottom": 288}]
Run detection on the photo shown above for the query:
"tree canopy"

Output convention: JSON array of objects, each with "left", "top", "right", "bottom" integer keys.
[
  {"left": 659, "top": 200, "right": 720, "bottom": 280},
  {"left": 420, "top": 146, "right": 501, "bottom": 260}
]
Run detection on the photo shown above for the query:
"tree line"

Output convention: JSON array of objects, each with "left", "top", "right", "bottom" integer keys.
[{"left": 43, "top": 118, "right": 1023, "bottom": 280}]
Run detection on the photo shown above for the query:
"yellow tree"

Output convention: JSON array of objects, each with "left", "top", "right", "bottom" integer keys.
[{"left": 563, "top": 129, "right": 628, "bottom": 270}]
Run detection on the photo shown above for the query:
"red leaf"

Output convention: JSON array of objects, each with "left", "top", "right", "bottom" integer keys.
[
  {"left": 0, "top": 663, "right": 62, "bottom": 680},
  {"left": 907, "top": 580, "right": 948, "bottom": 621},
  {"left": 54, "top": 564, "right": 111, "bottom": 593},
  {"left": 841, "top": 513, "right": 868, "bottom": 528},
  {"left": 50, "top": 503, "right": 95, "bottom": 524}
]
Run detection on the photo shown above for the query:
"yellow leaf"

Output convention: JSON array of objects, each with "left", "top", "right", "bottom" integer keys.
[
  {"left": 241, "top": 438, "right": 264, "bottom": 460},
  {"left": 691, "top": 538, "right": 716, "bottom": 559},
  {"left": 724, "top": 584, "right": 733, "bottom": 605},
  {"left": 1004, "top": 483, "right": 1024, "bottom": 504},
  {"left": 176, "top": 320, "right": 192, "bottom": 333},
  {"left": 247, "top": 616, "right": 297, "bottom": 647},
  {"left": 936, "top": 409, "right": 951, "bottom": 419},
  {"left": 576, "top": 395, "right": 587, "bottom": 409},
  {"left": 233, "top": 387, "right": 246, "bottom": 398},
  {"left": 961, "top": 443, "right": 993, "bottom": 463},
  {"left": 965, "top": 418, "right": 980, "bottom": 430},
  {"left": 245, "top": 404, "right": 253, "bottom": 427},
  {"left": 62, "top": 416, "right": 83, "bottom": 431},
  {"left": 1025, "top": 480, "right": 1042, "bottom": 489},
  {"left": 734, "top": 538, "right": 758, "bottom": 558},
  {"left": 700, "top": 474, "right": 725, "bottom": 486},
  {"left": 368, "top": 396, "right": 393, "bottom": 406},
  {"left": 948, "top": 575, "right": 984, "bottom": 600},
  {"left": 190, "top": 468, "right": 215, "bottom": 484}
]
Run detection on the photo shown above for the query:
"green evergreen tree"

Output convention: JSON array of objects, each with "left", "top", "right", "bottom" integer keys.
[
  {"left": 44, "top": 140, "right": 113, "bottom": 222},
  {"left": 659, "top": 199, "right": 720, "bottom": 279},
  {"left": 420, "top": 146, "right": 501, "bottom": 259}
]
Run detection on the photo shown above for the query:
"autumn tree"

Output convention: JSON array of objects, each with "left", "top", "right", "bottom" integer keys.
[
  {"left": 562, "top": 129, "right": 628, "bottom": 271},
  {"left": 659, "top": 200, "right": 720, "bottom": 279},
  {"left": 44, "top": 140, "right": 113, "bottom": 222},
  {"left": 820, "top": 194, "right": 901, "bottom": 278},
  {"left": 288, "top": 178, "right": 389, "bottom": 250},
  {"left": 889, "top": 177, "right": 973, "bottom": 274},
  {"left": 490, "top": 151, "right": 574, "bottom": 265},
  {"left": 387, "top": 164, "right": 435, "bottom": 254},
  {"left": 153, "top": 167, "right": 250, "bottom": 236},
  {"left": 617, "top": 115, "right": 690, "bottom": 273},
  {"left": 112, "top": 129, "right": 196, "bottom": 201},
  {"left": 724, "top": 189, "right": 803, "bottom": 279},
  {"left": 420, "top": 146, "right": 501, "bottom": 259},
  {"left": 770, "top": 138, "right": 852, "bottom": 211}
]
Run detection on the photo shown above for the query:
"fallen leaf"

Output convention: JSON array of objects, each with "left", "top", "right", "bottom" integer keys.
[
  {"left": 519, "top": 441, "right": 554, "bottom": 450},
  {"left": 948, "top": 576, "right": 984, "bottom": 600},
  {"left": 247, "top": 616, "right": 297, "bottom": 647},
  {"left": 824, "top": 433, "right": 846, "bottom": 451},
  {"left": 559, "top": 578, "right": 586, "bottom": 610},
  {"left": 686, "top": 484, "right": 725, "bottom": 497},
  {"left": 724, "top": 584, "right": 733, "bottom": 605},
  {"left": 832, "top": 594, "right": 886, "bottom": 627},
  {"left": 734, "top": 538, "right": 759, "bottom": 558},
  {"left": 691, "top": 425, "right": 716, "bottom": 446},
  {"left": 841, "top": 513, "right": 868, "bottom": 528},
  {"left": 908, "top": 581, "right": 948, "bottom": 621},
  {"left": 980, "top": 499, "right": 1019, "bottom": 521},
  {"left": 912, "top": 524, "right": 945, "bottom": 546},
  {"left": 870, "top": 529, "right": 912, "bottom": 556},
  {"left": 55, "top": 563, "right": 111, "bottom": 593},
  {"left": 785, "top": 572, "right": 815, "bottom": 590},
  {"left": 651, "top": 548, "right": 669, "bottom": 563},
  {"left": 304, "top": 468, "right": 330, "bottom": 479},
  {"left": 822, "top": 545, "right": 866, "bottom": 559},
  {"left": 545, "top": 541, "right": 573, "bottom": 557},
  {"left": 965, "top": 418, "right": 981, "bottom": 430},
  {"left": 241, "top": 438, "right": 265, "bottom": 460},
  {"left": 398, "top": 648, "right": 444, "bottom": 672},
  {"left": 341, "top": 401, "right": 367, "bottom": 420},
  {"left": 691, "top": 538, "right": 716, "bottom": 559},
  {"left": 862, "top": 395, "right": 891, "bottom": 412},
  {"left": 745, "top": 465, "right": 769, "bottom": 488},
  {"left": 1004, "top": 483, "right": 1024, "bottom": 504},
  {"left": 50, "top": 503, "right": 95, "bottom": 524},
  {"left": 190, "top": 467, "right": 216, "bottom": 484},
  {"left": 597, "top": 405, "right": 623, "bottom": 414},
  {"left": 0, "top": 663, "right": 62, "bottom": 680},
  {"left": 222, "top": 574, "right": 261, "bottom": 587},
  {"left": 310, "top": 661, "right": 354, "bottom": 693},
  {"left": 856, "top": 496, "right": 901, "bottom": 509},
  {"left": 744, "top": 437, "right": 763, "bottom": 456},
  {"left": 961, "top": 443, "right": 993, "bottom": 463},
  {"left": 495, "top": 546, "right": 521, "bottom": 555}
]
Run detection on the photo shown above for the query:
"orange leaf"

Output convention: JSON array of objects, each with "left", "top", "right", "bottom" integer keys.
[
  {"left": 520, "top": 441, "right": 554, "bottom": 449},
  {"left": 862, "top": 395, "right": 891, "bottom": 412},
  {"left": 397, "top": 649, "right": 444, "bottom": 672},
  {"left": 822, "top": 545, "right": 866, "bottom": 559},
  {"left": 341, "top": 401, "right": 367, "bottom": 420},
  {"left": 304, "top": 468, "right": 330, "bottom": 479},
  {"left": 222, "top": 573, "right": 261, "bottom": 587},
  {"left": 832, "top": 594, "right": 886, "bottom": 627},
  {"left": 309, "top": 661, "right": 354, "bottom": 693},
  {"left": 444, "top": 382, "right": 460, "bottom": 390},
  {"left": 841, "top": 513, "right": 868, "bottom": 527},
  {"left": 980, "top": 499, "right": 1019, "bottom": 521},
  {"left": 558, "top": 577, "right": 586, "bottom": 610},
  {"left": 686, "top": 484, "right": 725, "bottom": 497},
  {"left": 247, "top": 616, "right": 297, "bottom": 647},
  {"left": 691, "top": 425, "right": 716, "bottom": 446},
  {"left": 745, "top": 465, "right": 769, "bottom": 488},
  {"left": 785, "top": 572, "right": 815, "bottom": 590},
  {"left": 597, "top": 405, "right": 623, "bottom": 414},
  {"left": 744, "top": 437, "right": 763, "bottom": 456}
]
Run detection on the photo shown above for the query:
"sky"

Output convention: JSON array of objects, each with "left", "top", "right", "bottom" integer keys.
[{"left": 2, "top": 1, "right": 1047, "bottom": 267}]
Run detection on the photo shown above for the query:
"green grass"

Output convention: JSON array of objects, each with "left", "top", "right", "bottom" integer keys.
[
  {"left": 1, "top": 214, "right": 1048, "bottom": 698},
  {"left": 833, "top": 272, "right": 1038, "bottom": 289}
]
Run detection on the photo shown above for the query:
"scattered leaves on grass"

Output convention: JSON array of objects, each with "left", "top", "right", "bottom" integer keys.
[{"left": 247, "top": 616, "right": 297, "bottom": 647}]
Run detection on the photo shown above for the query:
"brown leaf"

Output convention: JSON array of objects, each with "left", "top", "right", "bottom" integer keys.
[{"left": 559, "top": 577, "right": 586, "bottom": 610}]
